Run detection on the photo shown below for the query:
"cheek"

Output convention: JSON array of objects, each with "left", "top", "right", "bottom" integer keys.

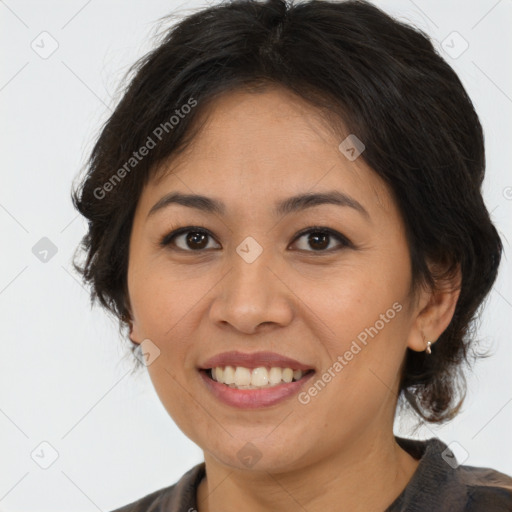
[
  {"left": 294, "top": 284, "right": 409, "bottom": 438},
  {"left": 130, "top": 269, "right": 209, "bottom": 437},
  {"left": 128, "top": 255, "right": 213, "bottom": 340},
  {"left": 302, "top": 251, "right": 411, "bottom": 390},
  {"left": 145, "top": 360, "right": 207, "bottom": 446},
  {"left": 310, "top": 262, "right": 407, "bottom": 340}
]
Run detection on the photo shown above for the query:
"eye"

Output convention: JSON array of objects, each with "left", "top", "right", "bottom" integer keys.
[
  {"left": 289, "top": 226, "right": 352, "bottom": 253},
  {"left": 159, "top": 225, "right": 353, "bottom": 253},
  {"left": 160, "top": 226, "right": 220, "bottom": 251}
]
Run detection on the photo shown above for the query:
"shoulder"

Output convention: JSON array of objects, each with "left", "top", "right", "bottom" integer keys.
[
  {"left": 456, "top": 464, "right": 512, "bottom": 511},
  {"left": 389, "top": 437, "right": 512, "bottom": 512},
  {"left": 108, "top": 463, "right": 205, "bottom": 512},
  {"left": 109, "top": 485, "right": 173, "bottom": 512}
]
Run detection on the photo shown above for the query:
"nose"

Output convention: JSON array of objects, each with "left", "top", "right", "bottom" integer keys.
[{"left": 208, "top": 248, "right": 294, "bottom": 335}]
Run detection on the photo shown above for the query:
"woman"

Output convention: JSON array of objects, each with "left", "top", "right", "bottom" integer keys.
[{"left": 71, "top": 0, "right": 512, "bottom": 510}]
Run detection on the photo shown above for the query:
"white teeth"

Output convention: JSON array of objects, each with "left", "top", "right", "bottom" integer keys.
[
  {"left": 234, "top": 367, "right": 252, "bottom": 386},
  {"left": 223, "top": 365, "right": 235, "bottom": 384},
  {"left": 282, "top": 368, "right": 293, "bottom": 383},
  {"left": 251, "top": 367, "right": 269, "bottom": 387},
  {"left": 209, "top": 366, "right": 306, "bottom": 388},
  {"left": 269, "top": 367, "right": 283, "bottom": 385}
]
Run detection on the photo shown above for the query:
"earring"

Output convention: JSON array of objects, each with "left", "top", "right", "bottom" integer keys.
[{"left": 425, "top": 340, "right": 432, "bottom": 354}]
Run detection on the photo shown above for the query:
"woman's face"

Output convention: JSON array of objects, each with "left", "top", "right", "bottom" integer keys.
[{"left": 127, "top": 86, "right": 427, "bottom": 472}]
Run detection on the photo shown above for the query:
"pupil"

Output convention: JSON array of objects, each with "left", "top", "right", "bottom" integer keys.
[
  {"left": 187, "top": 231, "right": 208, "bottom": 249},
  {"left": 309, "top": 232, "right": 328, "bottom": 250}
]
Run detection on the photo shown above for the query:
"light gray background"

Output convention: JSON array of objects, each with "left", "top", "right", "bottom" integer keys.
[{"left": 1, "top": 1, "right": 511, "bottom": 510}]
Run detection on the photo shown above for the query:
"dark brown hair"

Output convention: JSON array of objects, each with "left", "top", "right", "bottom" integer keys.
[{"left": 71, "top": 0, "right": 503, "bottom": 423}]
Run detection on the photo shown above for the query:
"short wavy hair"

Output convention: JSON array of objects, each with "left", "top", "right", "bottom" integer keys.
[{"left": 71, "top": 0, "right": 503, "bottom": 423}]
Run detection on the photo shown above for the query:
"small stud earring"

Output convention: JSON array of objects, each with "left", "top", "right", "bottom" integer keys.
[{"left": 425, "top": 340, "right": 432, "bottom": 354}]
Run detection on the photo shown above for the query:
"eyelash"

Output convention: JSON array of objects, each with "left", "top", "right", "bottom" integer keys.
[{"left": 159, "top": 225, "right": 354, "bottom": 254}]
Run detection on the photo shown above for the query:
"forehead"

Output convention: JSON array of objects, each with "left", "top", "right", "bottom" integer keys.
[{"left": 142, "top": 86, "right": 395, "bottom": 217}]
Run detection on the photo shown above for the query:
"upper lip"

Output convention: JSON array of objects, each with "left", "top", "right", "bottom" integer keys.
[{"left": 199, "top": 351, "right": 314, "bottom": 371}]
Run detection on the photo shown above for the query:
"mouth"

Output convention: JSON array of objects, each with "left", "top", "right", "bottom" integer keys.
[
  {"left": 198, "top": 365, "right": 316, "bottom": 408},
  {"left": 201, "top": 366, "right": 315, "bottom": 390},
  {"left": 198, "top": 351, "right": 316, "bottom": 408}
]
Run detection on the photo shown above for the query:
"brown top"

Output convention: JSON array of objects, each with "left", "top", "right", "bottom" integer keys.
[{"left": 109, "top": 437, "right": 512, "bottom": 512}]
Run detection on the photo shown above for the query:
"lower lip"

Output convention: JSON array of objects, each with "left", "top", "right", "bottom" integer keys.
[{"left": 199, "top": 370, "right": 316, "bottom": 409}]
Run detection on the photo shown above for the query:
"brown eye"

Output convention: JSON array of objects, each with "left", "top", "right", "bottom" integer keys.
[
  {"left": 184, "top": 231, "right": 209, "bottom": 250},
  {"left": 307, "top": 232, "right": 330, "bottom": 250},
  {"left": 291, "top": 227, "right": 352, "bottom": 252},
  {"left": 160, "top": 227, "right": 221, "bottom": 251},
  {"left": 160, "top": 225, "right": 352, "bottom": 254}
]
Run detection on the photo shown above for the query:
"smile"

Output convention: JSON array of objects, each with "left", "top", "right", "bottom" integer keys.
[
  {"left": 199, "top": 367, "right": 316, "bottom": 409},
  {"left": 207, "top": 365, "right": 313, "bottom": 389}
]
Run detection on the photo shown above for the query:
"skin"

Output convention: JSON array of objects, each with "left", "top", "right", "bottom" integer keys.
[{"left": 127, "top": 85, "right": 460, "bottom": 512}]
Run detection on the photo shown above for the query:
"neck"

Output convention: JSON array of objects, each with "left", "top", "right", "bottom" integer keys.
[{"left": 196, "top": 430, "right": 420, "bottom": 512}]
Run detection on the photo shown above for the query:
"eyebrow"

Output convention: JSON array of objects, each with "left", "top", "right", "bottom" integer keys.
[{"left": 147, "top": 190, "right": 370, "bottom": 220}]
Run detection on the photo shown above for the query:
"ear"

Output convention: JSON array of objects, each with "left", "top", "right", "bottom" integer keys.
[
  {"left": 123, "top": 298, "right": 142, "bottom": 346},
  {"left": 127, "top": 317, "right": 145, "bottom": 345},
  {"left": 407, "top": 263, "right": 462, "bottom": 352},
  {"left": 127, "top": 321, "right": 142, "bottom": 346}
]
